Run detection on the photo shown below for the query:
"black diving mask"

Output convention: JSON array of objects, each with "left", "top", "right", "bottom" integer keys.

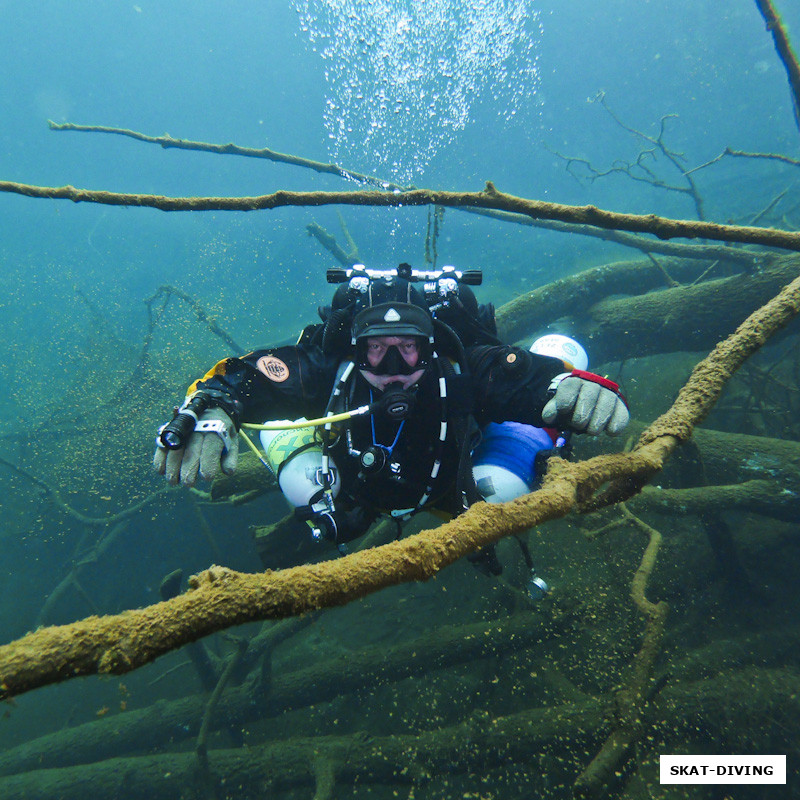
[{"left": 355, "top": 337, "right": 431, "bottom": 376}]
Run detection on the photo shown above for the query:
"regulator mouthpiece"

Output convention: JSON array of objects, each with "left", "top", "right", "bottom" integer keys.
[{"left": 379, "top": 385, "right": 415, "bottom": 421}]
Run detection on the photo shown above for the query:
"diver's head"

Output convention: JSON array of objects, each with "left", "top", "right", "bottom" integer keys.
[{"left": 350, "top": 279, "right": 434, "bottom": 391}]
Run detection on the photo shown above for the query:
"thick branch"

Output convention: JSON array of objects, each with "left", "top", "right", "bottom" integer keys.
[
  {"left": 494, "top": 252, "right": 780, "bottom": 347},
  {"left": 2, "top": 180, "right": 800, "bottom": 251},
  {"left": 0, "top": 611, "right": 567, "bottom": 776},
  {"left": 572, "top": 257, "right": 800, "bottom": 363}
]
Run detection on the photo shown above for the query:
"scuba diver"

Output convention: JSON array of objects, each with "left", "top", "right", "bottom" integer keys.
[{"left": 154, "top": 263, "right": 629, "bottom": 575}]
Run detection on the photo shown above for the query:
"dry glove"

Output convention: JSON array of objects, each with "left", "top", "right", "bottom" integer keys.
[
  {"left": 542, "top": 370, "right": 629, "bottom": 436},
  {"left": 154, "top": 408, "right": 238, "bottom": 487}
]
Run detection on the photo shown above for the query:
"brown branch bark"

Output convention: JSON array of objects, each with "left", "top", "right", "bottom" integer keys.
[{"left": 2, "top": 179, "right": 800, "bottom": 251}]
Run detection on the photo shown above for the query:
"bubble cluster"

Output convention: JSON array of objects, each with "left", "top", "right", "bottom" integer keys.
[{"left": 295, "top": 0, "right": 542, "bottom": 183}]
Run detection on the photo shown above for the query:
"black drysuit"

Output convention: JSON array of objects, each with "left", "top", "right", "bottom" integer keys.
[{"left": 188, "top": 340, "right": 567, "bottom": 542}]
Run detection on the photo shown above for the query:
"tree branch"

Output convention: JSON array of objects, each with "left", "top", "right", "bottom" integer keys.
[
  {"left": 2, "top": 179, "right": 800, "bottom": 251},
  {"left": 47, "top": 121, "right": 412, "bottom": 191},
  {"left": 754, "top": 0, "right": 800, "bottom": 132}
]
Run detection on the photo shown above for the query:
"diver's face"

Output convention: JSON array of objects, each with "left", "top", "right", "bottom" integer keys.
[
  {"left": 360, "top": 336, "right": 425, "bottom": 390},
  {"left": 365, "top": 336, "right": 420, "bottom": 369}
]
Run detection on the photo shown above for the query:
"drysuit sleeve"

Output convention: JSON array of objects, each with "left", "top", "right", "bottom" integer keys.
[
  {"left": 467, "top": 345, "right": 568, "bottom": 428},
  {"left": 182, "top": 344, "right": 339, "bottom": 427}
]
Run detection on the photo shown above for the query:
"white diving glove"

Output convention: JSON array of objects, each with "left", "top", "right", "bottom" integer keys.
[
  {"left": 542, "top": 370, "right": 629, "bottom": 436},
  {"left": 154, "top": 407, "right": 239, "bottom": 487}
]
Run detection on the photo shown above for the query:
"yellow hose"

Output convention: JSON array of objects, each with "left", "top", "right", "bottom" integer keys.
[{"left": 240, "top": 405, "right": 371, "bottom": 432}]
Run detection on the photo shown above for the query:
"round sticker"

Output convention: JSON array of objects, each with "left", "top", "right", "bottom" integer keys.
[{"left": 256, "top": 355, "right": 290, "bottom": 383}]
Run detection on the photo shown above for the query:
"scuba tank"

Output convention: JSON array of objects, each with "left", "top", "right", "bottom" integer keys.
[
  {"left": 259, "top": 421, "right": 341, "bottom": 508},
  {"left": 472, "top": 423, "right": 556, "bottom": 503},
  {"left": 527, "top": 333, "right": 588, "bottom": 372},
  {"left": 469, "top": 334, "right": 587, "bottom": 599},
  {"left": 471, "top": 334, "right": 588, "bottom": 504}
]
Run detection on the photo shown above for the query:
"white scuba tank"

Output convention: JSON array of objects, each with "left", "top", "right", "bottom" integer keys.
[
  {"left": 529, "top": 333, "right": 588, "bottom": 371},
  {"left": 472, "top": 423, "right": 556, "bottom": 503},
  {"left": 472, "top": 463, "right": 532, "bottom": 504},
  {"left": 472, "top": 335, "right": 588, "bottom": 504},
  {"left": 259, "top": 420, "right": 340, "bottom": 508}
]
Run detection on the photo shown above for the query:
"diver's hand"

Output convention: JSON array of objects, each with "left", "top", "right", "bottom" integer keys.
[
  {"left": 542, "top": 370, "right": 629, "bottom": 436},
  {"left": 154, "top": 408, "right": 238, "bottom": 486}
]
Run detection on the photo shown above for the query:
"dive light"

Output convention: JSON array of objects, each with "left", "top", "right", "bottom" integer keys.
[{"left": 158, "top": 393, "right": 212, "bottom": 450}]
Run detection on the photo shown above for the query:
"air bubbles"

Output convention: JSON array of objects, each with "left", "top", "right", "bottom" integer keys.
[{"left": 294, "top": 0, "right": 542, "bottom": 182}]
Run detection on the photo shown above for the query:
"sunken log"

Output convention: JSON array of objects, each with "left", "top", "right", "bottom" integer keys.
[
  {"left": 497, "top": 253, "right": 800, "bottom": 365},
  {"left": 0, "top": 667, "right": 795, "bottom": 800}
]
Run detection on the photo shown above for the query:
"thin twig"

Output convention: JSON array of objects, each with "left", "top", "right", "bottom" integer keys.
[{"left": 48, "top": 121, "right": 413, "bottom": 191}]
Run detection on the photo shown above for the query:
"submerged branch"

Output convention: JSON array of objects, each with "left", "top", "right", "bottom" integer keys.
[
  {"left": 0, "top": 455, "right": 171, "bottom": 527},
  {"left": 461, "top": 205, "right": 761, "bottom": 264},
  {"left": 0, "top": 667, "right": 795, "bottom": 799},
  {"left": 2, "top": 179, "right": 800, "bottom": 251},
  {"left": 145, "top": 285, "right": 244, "bottom": 354},
  {"left": 47, "top": 121, "right": 411, "bottom": 191},
  {"left": 43, "top": 121, "right": 774, "bottom": 261},
  {"left": 687, "top": 146, "right": 800, "bottom": 175},
  {"left": 754, "top": 0, "right": 800, "bottom": 132},
  {"left": 574, "top": 505, "right": 669, "bottom": 799}
]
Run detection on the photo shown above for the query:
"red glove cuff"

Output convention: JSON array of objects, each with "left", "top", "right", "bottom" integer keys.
[{"left": 570, "top": 369, "right": 628, "bottom": 406}]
